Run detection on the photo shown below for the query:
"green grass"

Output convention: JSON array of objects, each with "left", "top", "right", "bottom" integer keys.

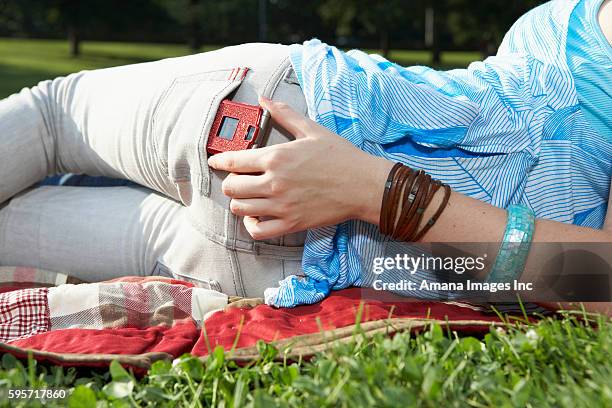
[
  {"left": 0, "top": 38, "right": 479, "bottom": 98},
  {"left": 0, "top": 38, "right": 217, "bottom": 98},
  {"left": 0, "top": 313, "right": 610, "bottom": 407}
]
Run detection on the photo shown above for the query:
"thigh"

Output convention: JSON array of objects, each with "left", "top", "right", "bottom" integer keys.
[
  {"left": 0, "top": 45, "right": 308, "bottom": 295},
  {"left": 53, "top": 43, "right": 293, "bottom": 201},
  {"left": 0, "top": 44, "right": 291, "bottom": 205},
  {"left": 0, "top": 184, "right": 299, "bottom": 297},
  {"left": 0, "top": 186, "right": 182, "bottom": 282}
]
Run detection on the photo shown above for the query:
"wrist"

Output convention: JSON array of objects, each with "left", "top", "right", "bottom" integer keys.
[{"left": 352, "top": 156, "right": 395, "bottom": 226}]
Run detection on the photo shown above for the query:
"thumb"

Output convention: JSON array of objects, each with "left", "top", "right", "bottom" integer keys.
[{"left": 259, "top": 95, "right": 311, "bottom": 139}]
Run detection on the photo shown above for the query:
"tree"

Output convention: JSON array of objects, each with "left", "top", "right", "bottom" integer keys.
[
  {"left": 318, "top": 0, "right": 411, "bottom": 58},
  {"left": 258, "top": 0, "right": 267, "bottom": 42},
  {"left": 44, "top": 0, "right": 85, "bottom": 57},
  {"left": 187, "top": 0, "right": 202, "bottom": 51},
  {"left": 445, "top": 0, "right": 545, "bottom": 58},
  {"left": 424, "top": 0, "right": 440, "bottom": 64}
]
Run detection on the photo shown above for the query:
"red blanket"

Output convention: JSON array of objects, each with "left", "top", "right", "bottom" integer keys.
[{"left": 0, "top": 267, "right": 540, "bottom": 372}]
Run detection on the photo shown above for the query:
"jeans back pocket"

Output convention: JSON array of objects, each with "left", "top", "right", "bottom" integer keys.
[{"left": 152, "top": 68, "right": 247, "bottom": 198}]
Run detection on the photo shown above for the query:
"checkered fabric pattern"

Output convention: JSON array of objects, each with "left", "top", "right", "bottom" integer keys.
[
  {"left": 0, "top": 288, "right": 50, "bottom": 343},
  {"left": 48, "top": 281, "right": 208, "bottom": 330},
  {"left": 0, "top": 275, "right": 227, "bottom": 344}
]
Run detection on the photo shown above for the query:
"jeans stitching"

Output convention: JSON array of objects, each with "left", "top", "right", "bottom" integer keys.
[
  {"left": 150, "top": 78, "right": 176, "bottom": 176},
  {"left": 196, "top": 80, "right": 243, "bottom": 197},
  {"left": 151, "top": 69, "right": 243, "bottom": 192}
]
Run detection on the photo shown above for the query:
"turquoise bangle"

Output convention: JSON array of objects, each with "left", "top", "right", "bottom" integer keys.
[{"left": 486, "top": 204, "right": 536, "bottom": 283}]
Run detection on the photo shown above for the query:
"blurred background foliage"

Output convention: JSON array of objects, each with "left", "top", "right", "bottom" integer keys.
[
  {"left": 0, "top": 0, "right": 546, "bottom": 97},
  {"left": 0, "top": 0, "right": 547, "bottom": 55}
]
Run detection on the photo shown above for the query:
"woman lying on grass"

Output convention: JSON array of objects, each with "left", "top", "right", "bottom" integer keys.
[{"left": 0, "top": 0, "right": 610, "bottom": 314}]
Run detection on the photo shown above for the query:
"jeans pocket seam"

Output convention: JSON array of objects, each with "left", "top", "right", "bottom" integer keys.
[
  {"left": 195, "top": 80, "right": 242, "bottom": 196},
  {"left": 151, "top": 69, "right": 245, "bottom": 190},
  {"left": 151, "top": 79, "right": 177, "bottom": 177}
]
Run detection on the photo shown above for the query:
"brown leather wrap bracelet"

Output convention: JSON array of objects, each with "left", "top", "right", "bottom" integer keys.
[
  {"left": 381, "top": 164, "right": 411, "bottom": 235},
  {"left": 393, "top": 171, "right": 428, "bottom": 240},
  {"left": 379, "top": 162, "right": 403, "bottom": 234},
  {"left": 412, "top": 183, "right": 452, "bottom": 241},
  {"left": 379, "top": 163, "right": 451, "bottom": 241}
]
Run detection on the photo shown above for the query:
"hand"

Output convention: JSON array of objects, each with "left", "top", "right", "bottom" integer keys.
[{"left": 207, "top": 96, "right": 393, "bottom": 240}]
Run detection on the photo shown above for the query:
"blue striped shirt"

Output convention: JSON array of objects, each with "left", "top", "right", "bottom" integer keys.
[{"left": 264, "top": 0, "right": 612, "bottom": 307}]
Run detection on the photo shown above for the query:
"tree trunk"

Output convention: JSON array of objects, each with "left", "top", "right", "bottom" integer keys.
[
  {"left": 68, "top": 26, "right": 80, "bottom": 57},
  {"left": 380, "top": 28, "right": 390, "bottom": 58},
  {"left": 188, "top": 0, "right": 202, "bottom": 51},
  {"left": 62, "top": 0, "right": 81, "bottom": 58},
  {"left": 479, "top": 40, "right": 489, "bottom": 60},
  {"left": 425, "top": 1, "right": 441, "bottom": 65},
  {"left": 432, "top": 47, "right": 441, "bottom": 65},
  {"left": 258, "top": 0, "right": 268, "bottom": 42}
]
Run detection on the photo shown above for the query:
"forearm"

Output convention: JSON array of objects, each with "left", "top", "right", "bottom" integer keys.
[
  {"left": 361, "top": 157, "right": 611, "bottom": 315},
  {"left": 417, "top": 184, "right": 611, "bottom": 303},
  {"left": 419, "top": 186, "right": 611, "bottom": 244},
  {"left": 362, "top": 157, "right": 611, "bottom": 244}
]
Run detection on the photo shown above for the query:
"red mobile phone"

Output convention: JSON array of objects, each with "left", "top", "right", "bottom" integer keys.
[{"left": 206, "top": 99, "right": 271, "bottom": 155}]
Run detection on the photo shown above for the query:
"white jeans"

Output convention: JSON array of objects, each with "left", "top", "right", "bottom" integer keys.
[{"left": 0, "top": 43, "right": 307, "bottom": 297}]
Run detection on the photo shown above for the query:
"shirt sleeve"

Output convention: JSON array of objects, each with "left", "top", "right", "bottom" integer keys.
[{"left": 290, "top": 38, "right": 567, "bottom": 159}]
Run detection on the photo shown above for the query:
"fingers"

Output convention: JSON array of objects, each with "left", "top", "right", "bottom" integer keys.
[
  {"left": 222, "top": 173, "right": 270, "bottom": 198},
  {"left": 209, "top": 96, "right": 322, "bottom": 175},
  {"left": 243, "top": 216, "right": 290, "bottom": 240},
  {"left": 230, "top": 198, "right": 279, "bottom": 217},
  {"left": 208, "top": 148, "right": 267, "bottom": 173},
  {"left": 259, "top": 95, "right": 312, "bottom": 139}
]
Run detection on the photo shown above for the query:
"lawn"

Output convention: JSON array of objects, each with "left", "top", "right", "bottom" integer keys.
[
  {"left": 0, "top": 313, "right": 610, "bottom": 407},
  {"left": 0, "top": 38, "right": 479, "bottom": 98},
  {"left": 0, "top": 38, "right": 207, "bottom": 98}
]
